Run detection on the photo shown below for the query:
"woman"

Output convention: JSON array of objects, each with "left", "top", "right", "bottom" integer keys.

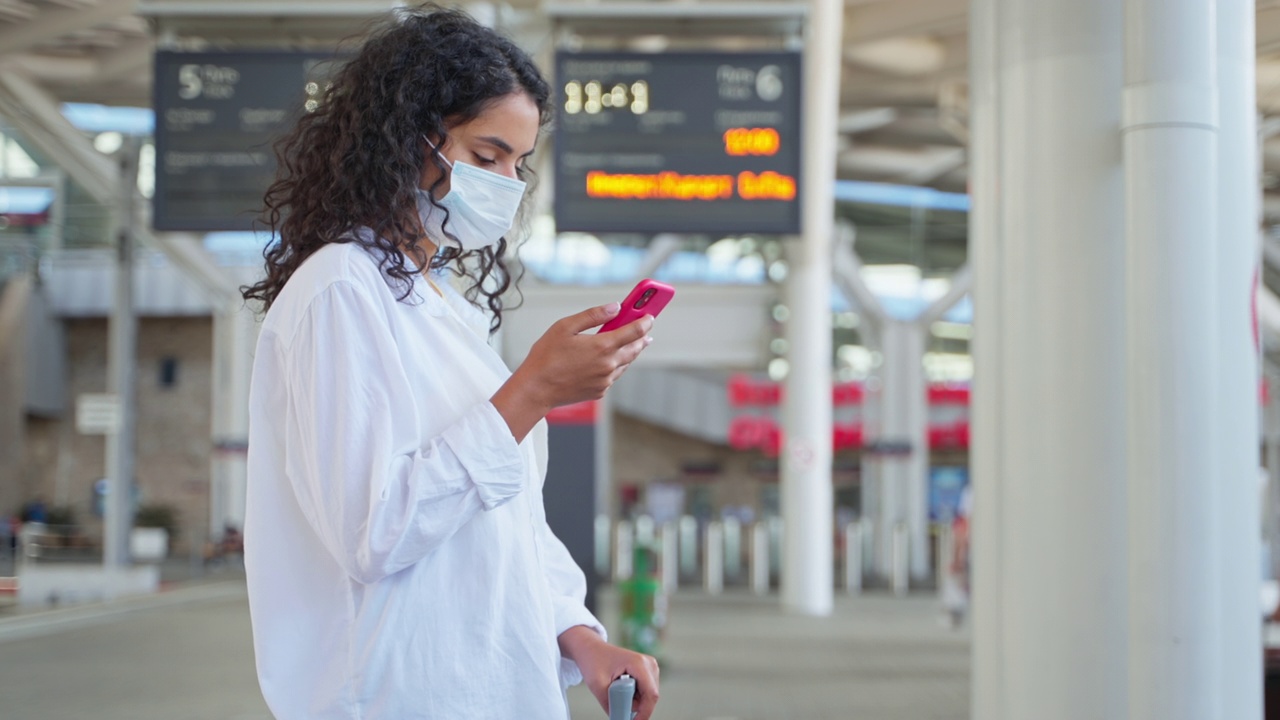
[{"left": 240, "top": 6, "right": 660, "bottom": 718}]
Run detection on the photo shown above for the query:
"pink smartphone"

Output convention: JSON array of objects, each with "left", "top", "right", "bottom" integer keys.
[{"left": 599, "top": 279, "right": 675, "bottom": 333}]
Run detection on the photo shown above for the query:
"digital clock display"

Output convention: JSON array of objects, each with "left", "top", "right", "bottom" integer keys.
[{"left": 554, "top": 51, "right": 802, "bottom": 235}]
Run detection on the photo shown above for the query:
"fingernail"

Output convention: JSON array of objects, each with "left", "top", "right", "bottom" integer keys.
[
  {"left": 605, "top": 302, "right": 621, "bottom": 315},
  {"left": 644, "top": 336, "right": 654, "bottom": 346}
]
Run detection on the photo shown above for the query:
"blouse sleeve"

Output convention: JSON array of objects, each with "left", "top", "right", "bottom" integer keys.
[
  {"left": 539, "top": 519, "right": 608, "bottom": 688},
  {"left": 280, "top": 280, "right": 525, "bottom": 585}
]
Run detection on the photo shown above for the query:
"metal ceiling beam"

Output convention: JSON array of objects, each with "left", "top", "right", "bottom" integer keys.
[
  {"left": 840, "top": 73, "right": 942, "bottom": 109},
  {"left": 3, "top": 40, "right": 154, "bottom": 87},
  {"left": 96, "top": 38, "right": 154, "bottom": 83},
  {"left": 0, "top": 0, "right": 137, "bottom": 58},
  {"left": 138, "top": 0, "right": 396, "bottom": 15},
  {"left": 918, "top": 263, "right": 972, "bottom": 326},
  {"left": 838, "top": 107, "right": 899, "bottom": 134},
  {"left": 836, "top": 144, "right": 964, "bottom": 178},
  {"left": 545, "top": 1, "right": 806, "bottom": 37},
  {"left": 832, "top": 222, "right": 888, "bottom": 336},
  {"left": 0, "top": 71, "right": 116, "bottom": 204},
  {"left": 0, "top": 68, "right": 237, "bottom": 306},
  {"left": 2, "top": 54, "right": 95, "bottom": 83},
  {"left": 844, "top": 0, "right": 968, "bottom": 46},
  {"left": 896, "top": 146, "right": 966, "bottom": 185},
  {"left": 140, "top": 231, "right": 240, "bottom": 306}
]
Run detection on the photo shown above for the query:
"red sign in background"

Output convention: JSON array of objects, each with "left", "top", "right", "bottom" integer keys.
[{"left": 727, "top": 374, "right": 970, "bottom": 457}]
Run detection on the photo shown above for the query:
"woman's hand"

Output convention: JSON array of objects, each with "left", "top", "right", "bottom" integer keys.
[
  {"left": 558, "top": 626, "right": 661, "bottom": 720},
  {"left": 492, "top": 303, "right": 653, "bottom": 441}
]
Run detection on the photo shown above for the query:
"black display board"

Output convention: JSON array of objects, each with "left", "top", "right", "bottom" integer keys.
[
  {"left": 554, "top": 51, "right": 802, "bottom": 235},
  {"left": 153, "top": 51, "right": 342, "bottom": 231},
  {"left": 544, "top": 422, "right": 599, "bottom": 613}
]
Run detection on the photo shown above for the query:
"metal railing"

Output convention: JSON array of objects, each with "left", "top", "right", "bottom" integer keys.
[
  {"left": 595, "top": 514, "right": 945, "bottom": 597},
  {"left": 17, "top": 524, "right": 102, "bottom": 563}
]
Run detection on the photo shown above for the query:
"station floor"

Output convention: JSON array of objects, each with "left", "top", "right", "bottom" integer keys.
[{"left": 0, "top": 577, "right": 970, "bottom": 720}]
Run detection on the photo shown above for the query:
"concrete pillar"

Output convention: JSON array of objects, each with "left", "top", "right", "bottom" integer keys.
[
  {"left": 210, "top": 302, "right": 254, "bottom": 535},
  {"left": 750, "top": 521, "right": 770, "bottom": 595},
  {"left": 703, "top": 521, "right": 723, "bottom": 595},
  {"left": 1124, "top": 1, "right": 1220, "bottom": 717},
  {"left": 1215, "top": 1, "right": 1263, "bottom": 716},
  {"left": 874, "top": 321, "right": 929, "bottom": 582},
  {"left": 0, "top": 277, "right": 32, "bottom": 517},
  {"left": 967, "top": 0, "right": 1003, "bottom": 713},
  {"left": 780, "top": 0, "right": 839, "bottom": 616},
  {"left": 105, "top": 140, "right": 140, "bottom": 570},
  {"left": 843, "top": 521, "right": 862, "bottom": 595},
  {"left": 614, "top": 520, "right": 633, "bottom": 581},
  {"left": 971, "top": 0, "right": 1128, "bottom": 718}
]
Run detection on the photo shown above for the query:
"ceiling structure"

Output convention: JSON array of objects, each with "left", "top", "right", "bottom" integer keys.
[{"left": 1, "top": 0, "right": 1280, "bottom": 262}]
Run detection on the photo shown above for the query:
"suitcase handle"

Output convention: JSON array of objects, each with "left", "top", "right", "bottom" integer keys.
[{"left": 608, "top": 674, "right": 637, "bottom": 720}]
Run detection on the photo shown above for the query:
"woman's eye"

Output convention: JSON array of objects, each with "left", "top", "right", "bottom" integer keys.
[{"left": 474, "top": 154, "right": 497, "bottom": 166}]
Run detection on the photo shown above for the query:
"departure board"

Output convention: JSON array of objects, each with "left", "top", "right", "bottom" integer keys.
[
  {"left": 153, "top": 51, "right": 343, "bottom": 231},
  {"left": 554, "top": 51, "right": 802, "bottom": 235}
]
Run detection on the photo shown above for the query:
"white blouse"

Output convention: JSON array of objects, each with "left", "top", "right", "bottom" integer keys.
[{"left": 244, "top": 238, "right": 603, "bottom": 720}]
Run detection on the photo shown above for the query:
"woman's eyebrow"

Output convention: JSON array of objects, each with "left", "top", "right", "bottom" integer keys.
[
  {"left": 477, "top": 135, "right": 514, "bottom": 154},
  {"left": 478, "top": 135, "right": 536, "bottom": 158}
]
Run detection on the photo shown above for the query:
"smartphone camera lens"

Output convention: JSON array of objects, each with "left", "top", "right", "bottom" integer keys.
[{"left": 635, "top": 288, "right": 656, "bottom": 309}]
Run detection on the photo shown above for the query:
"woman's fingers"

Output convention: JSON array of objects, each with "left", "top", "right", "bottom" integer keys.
[
  {"left": 556, "top": 303, "right": 622, "bottom": 335},
  {"left": 630, "top": 656, "right": 661, "bottom": 720},
  {"left": 599, "top": 315, "right": 653, "bottom": 348},
  {"left": 604, "top": 334, "right": 652, "bottom": 385}
]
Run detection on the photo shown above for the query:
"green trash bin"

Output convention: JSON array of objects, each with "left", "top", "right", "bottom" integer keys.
[{"left": 617, "top": 544, "right": 665, "bottom": 660}]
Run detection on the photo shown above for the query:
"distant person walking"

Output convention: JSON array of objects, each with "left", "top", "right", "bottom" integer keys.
[
  {"left": 240, "top": 6, "right": 659, "bottom": 719},
  {"left": 943, "top": 484, "right": 973, "bottom": 628}
]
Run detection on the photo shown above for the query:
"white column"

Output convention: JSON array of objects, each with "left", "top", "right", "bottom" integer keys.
[
  {"left": 935, "top": 521, "right": 953, "bottom": 598},
  {"left": 723, "top": 516, "right": 742, "bottom": 580},
  {"left": 890, "top": 521, "right": 909, "bottom": 597},
  {"left": 1215, "top": 2, "right": 1262, "bottom": 716},
  {"left": 659, "top": 522, "right": 677, "bottom": 593},
  {"left": 967, "top": 0, "right": 1004, "bottom": 713},
  {"left": 228, "top": 305, "right": 254, "bottom": 528},
  {"left": 211, "top": 302, "right": 255, "bottom": 534},
  {"left": 703, "top": 521, "right": 723, "bottom": 595},
  {"left": 594, "top": 392, "right": 612, "bottom": 517},
  {"left": 678, "top": 515, "right": 698, "bottom": 578},
  {"left": 614, "top": 520, "right": 633, "bottom": 581},
  {"left": 780, "top": 0, "right": 839, "bottom": 616},
  {"left": 876, "top": 321, "right": 930, "bottom": 582},
  {"left": 973, "top": 0, "right": 1129, "bottom": 717},
  {"left": 1124, "top": 1, "right": 1219, "bottom": 718},
  {"left": 869, "top": 335, "right": 897, "bottom": 580},
  {"left": 594, "top": 515, "right": 612, "bottom": 577},
  {"left": 750, "top": 521, "right": 770, "bottom": 595},
  {"left": 104, "top": 140, "right": 139, "bottom": 571},
  {"left": 843, "top": 521, "right": 862, "bottom": 595}
]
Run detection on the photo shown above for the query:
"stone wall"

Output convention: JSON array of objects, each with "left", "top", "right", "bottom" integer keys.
[
  {"left": 610, "top": 411, "right": 867, "bottom": 522},
  {"left": 22, "top": 317, "right": 213, "bottom": 553},
  {"left": 611, "top": 411, "right": 772, "bottom": 520},
  {"left": 0, "top": 277, "right": 31, "bottom": 517}
]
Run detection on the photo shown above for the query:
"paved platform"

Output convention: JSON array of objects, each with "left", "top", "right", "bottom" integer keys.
[{"left": 0, "top": 582, "right": 969, "bottom": 720}]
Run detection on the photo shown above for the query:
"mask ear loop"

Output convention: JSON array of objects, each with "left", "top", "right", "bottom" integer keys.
[
  {"left": 419, "top": 134, "right": 463, "bottom": 257},
  {"left": 422, "top": 135, "right": 454, "bottom": 169}
]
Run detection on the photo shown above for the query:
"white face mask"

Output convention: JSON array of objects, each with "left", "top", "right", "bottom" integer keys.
[{"left": 417, "top": 142, "right": 527, "bottom": 252}]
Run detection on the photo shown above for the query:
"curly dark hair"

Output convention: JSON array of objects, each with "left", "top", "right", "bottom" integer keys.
[{"left": 241, "top": 4, "right": 551, "bottom": 332}]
